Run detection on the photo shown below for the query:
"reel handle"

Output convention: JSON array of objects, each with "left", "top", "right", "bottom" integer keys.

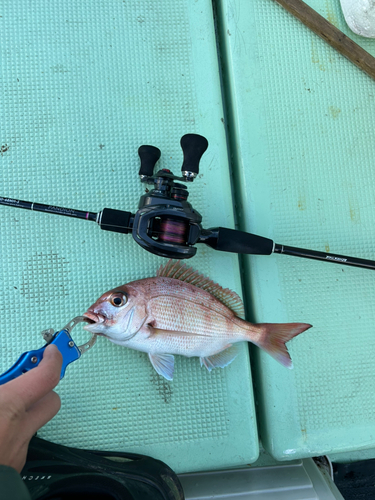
[
  {"left": 138, "top": 145, "right": 161, "bottom": 178},
  {"left": 180, "top": 134, "right": 208, "bottom": 179}
]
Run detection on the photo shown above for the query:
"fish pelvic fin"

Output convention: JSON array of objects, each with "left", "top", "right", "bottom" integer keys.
[
  {"left": 148, "top": 353, "right": 175, "bottom": 381},
  {"left": 200, "top": 344, "right": 241, "bottom": 372},
  {"left": 157, "top": 260, "right": 245, "bottom": 318},
  {"left": 254, "top": 323, "right": 312, "bottom": 368}
]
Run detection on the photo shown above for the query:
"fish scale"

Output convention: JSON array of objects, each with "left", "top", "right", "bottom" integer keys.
[
  {"left": 148, "top": 296, "right": 239, "bottom": 339},
  {"left": 145, "top": 278, "right": 238, "bottom": 320}
]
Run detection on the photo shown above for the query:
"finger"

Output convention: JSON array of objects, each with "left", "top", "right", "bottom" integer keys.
[
  {"left": 25, "top": 391, "right": 61, "bottom": 436},
  {"left": 3, "top": 344, "right": 63, "bottom": 410}
]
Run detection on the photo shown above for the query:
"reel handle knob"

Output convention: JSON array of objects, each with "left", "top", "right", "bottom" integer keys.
[
  {"left": 138, "top": 145, "right": 161, "bottom": 178},
  {"left": 180, "top": 134, "right": 208, "bottom": 180}
]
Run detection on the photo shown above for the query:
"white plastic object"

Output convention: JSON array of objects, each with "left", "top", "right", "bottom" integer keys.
[
  {"left": 179, "top": 458, "right": 344, "bottom": 500},
  {"left": 340, "top": 0, "right": 375, "bottom": 38}
]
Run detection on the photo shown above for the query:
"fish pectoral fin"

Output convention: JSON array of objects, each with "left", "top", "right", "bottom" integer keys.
[
  {"left": 200, "top": 344, "right": 241, "bottom": 372},
  {"left": 148, "top": 353, "right": 175, "bottom": 381}
]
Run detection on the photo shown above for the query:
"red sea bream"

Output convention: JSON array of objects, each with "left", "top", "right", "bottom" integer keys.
[{"left": 83, "top": 260, "right": 311, "bottom": 380}]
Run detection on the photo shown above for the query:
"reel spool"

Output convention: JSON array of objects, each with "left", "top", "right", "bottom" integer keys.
[{"left": 158, "top": 218, "right": 190, "bottom": 245}]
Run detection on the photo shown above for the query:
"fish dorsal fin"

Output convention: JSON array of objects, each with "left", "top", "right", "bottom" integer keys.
[{"left": 157, "top": 260, "right": 245, "bottom": 318}]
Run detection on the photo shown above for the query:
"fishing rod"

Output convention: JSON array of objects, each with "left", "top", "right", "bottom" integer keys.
[{"left": 1, "top": 133, "right": 375, "bottom": 270}]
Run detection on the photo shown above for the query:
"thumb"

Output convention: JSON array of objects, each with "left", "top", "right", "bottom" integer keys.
[{"left": 42, "top": 343, "right": 63, "bottom": 363}]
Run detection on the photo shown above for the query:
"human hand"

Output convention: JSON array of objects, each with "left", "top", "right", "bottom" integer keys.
[{"left": 0, "top": 344, "right": 62, "bottom": 472}]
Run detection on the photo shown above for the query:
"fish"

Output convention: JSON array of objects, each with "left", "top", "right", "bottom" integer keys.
[{"left": 83, "top": 260, "right": 312, "bottom": 380}]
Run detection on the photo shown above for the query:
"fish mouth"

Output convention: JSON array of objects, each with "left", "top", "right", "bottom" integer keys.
[
  {"left": 83, "top": 311, "right": 106, "bottom": 324},
  {"left": 83, "top": 311, "right": 108, "bottom": 335}
]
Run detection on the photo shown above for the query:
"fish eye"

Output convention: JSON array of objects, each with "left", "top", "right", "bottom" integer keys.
[{"left": 110, "top": 293, "right": 127, "bottom": 307}]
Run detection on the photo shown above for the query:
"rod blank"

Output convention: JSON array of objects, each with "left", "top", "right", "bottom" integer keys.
[
  {"left": 0, "top": 197, "right": 97, "bottom": 221},
  {"left": 274, "top": 243, "right": 375, "bottom": 270}
]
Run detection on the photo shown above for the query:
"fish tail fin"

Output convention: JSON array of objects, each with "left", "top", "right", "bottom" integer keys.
[{"left": 253, "top": 323, "right": 312, "bottom": 368}]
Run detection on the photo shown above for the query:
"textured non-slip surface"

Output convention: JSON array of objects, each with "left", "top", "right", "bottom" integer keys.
[
  {"left": 216, "top": 0, "right": 375, "bottom": 459},
  {"left": 0, "top": 0, "right": 258, "bottom": 473}
]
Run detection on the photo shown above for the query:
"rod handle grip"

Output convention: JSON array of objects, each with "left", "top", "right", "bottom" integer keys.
[{"left": 203, "top": 227, "right": 274, "bottom": 255}]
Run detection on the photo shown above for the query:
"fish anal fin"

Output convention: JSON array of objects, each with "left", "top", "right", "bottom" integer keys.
[
  {"left": 157, "top": 260, "right": 245, "bottom": 318},
  {"left": 148, "top": 353, "right": 175, "bottom": 381},
  {"left": 200, "top": 344, "right": 241, "bottom": 372}
]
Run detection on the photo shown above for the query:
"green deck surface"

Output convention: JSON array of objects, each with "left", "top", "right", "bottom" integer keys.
[
  {"left": 216, "top": 0, "right": 375, "bottom": 460},
  {"left": 0, "top": 0, "right": 258, "bottom": 473},
  {"left": 2, "top": 0, "right": 375, "bottom": 473}
]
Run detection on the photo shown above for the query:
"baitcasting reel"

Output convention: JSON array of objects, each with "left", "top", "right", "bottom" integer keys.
[
  {"left": 123, "top": 133, "right": 207, "bottom": 259},
  {"left": 1, "top": 133, "right": 375, "bottom": 269},
  {"left": 98, "top": 133, "right": 242, "bottom": 258},
  {"left": 94, "top": 133, "right": 268, "bottom": 259}
]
